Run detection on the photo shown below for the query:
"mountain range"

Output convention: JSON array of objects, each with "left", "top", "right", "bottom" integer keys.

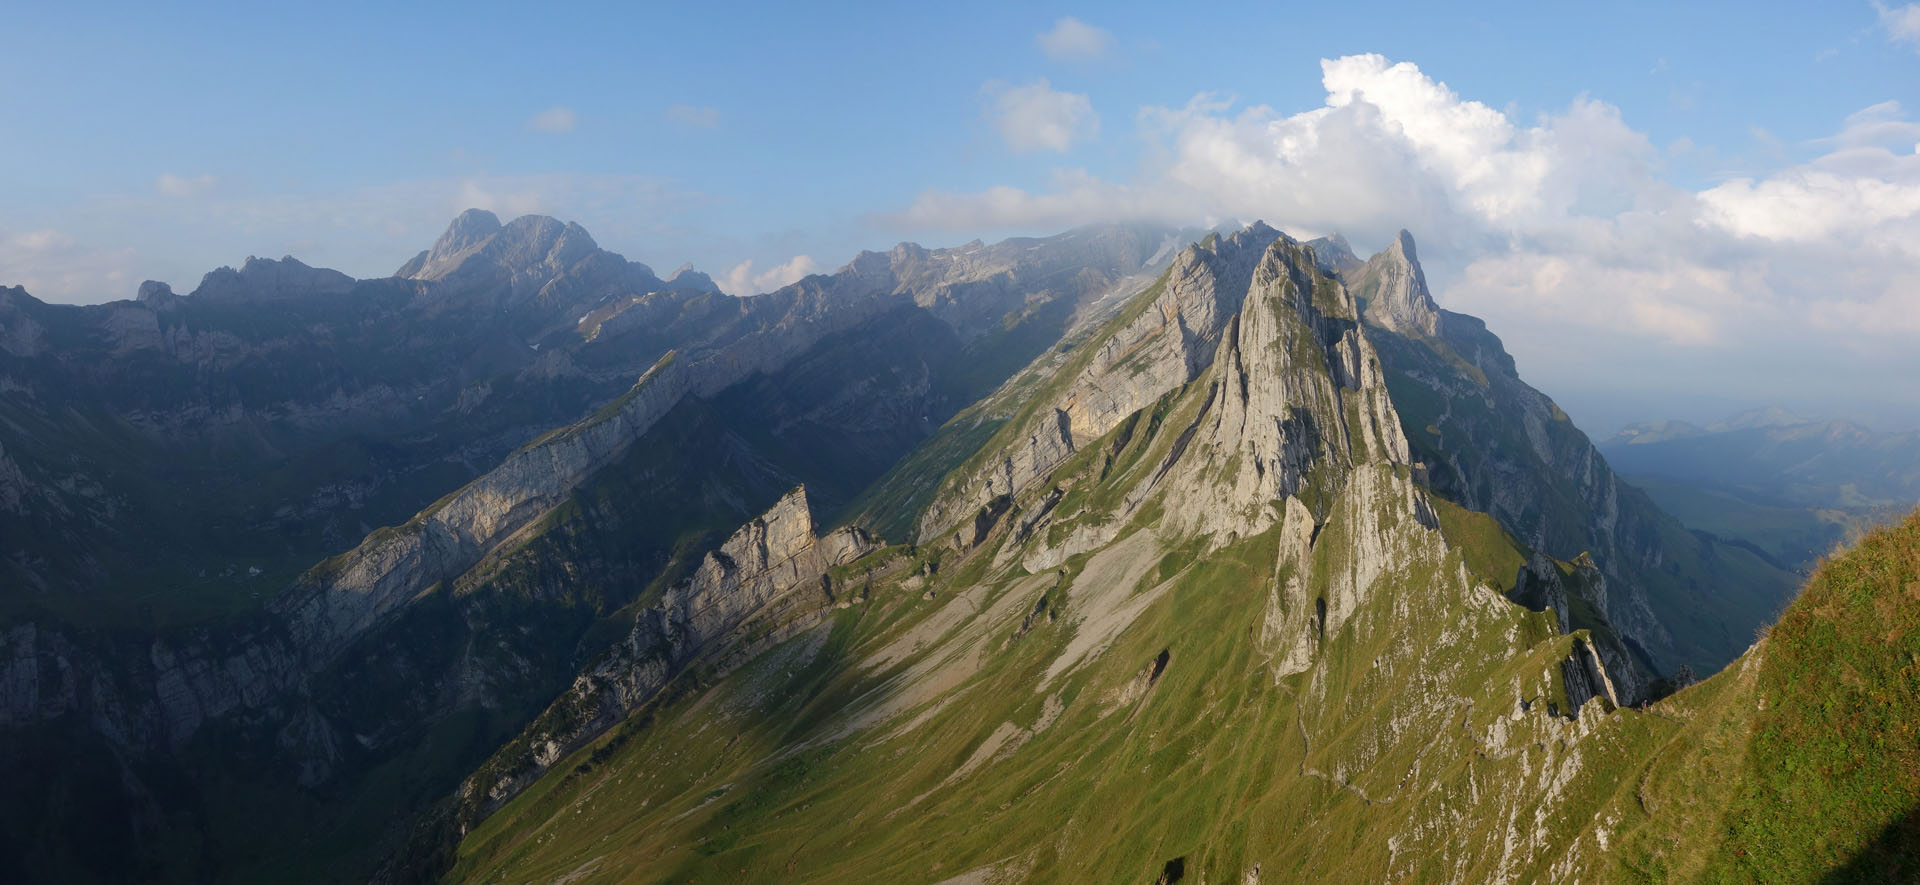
[
  {"left": 0, "top": 211, "right": 1908, "bottom": 883},
  {"left": 1602, "top": 409, "right": 1920, "bottom": 572}
]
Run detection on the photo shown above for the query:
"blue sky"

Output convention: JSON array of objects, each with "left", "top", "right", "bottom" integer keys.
[{"left": 3, "top": 1, "right": 1918, "bottom": 432}]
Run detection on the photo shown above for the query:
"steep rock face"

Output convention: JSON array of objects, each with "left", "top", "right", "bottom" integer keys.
[
  {"left": 1349, "top": 230, "right": 1440, "bottom": 338},
  {"left": 917, "top": 223, "right": 1282, "bottom": 544},
  {"left": 1357, "top": 232, "right": 1795, "bottom": 684},
  {"left": 1509, "top": 552, "right": 1647, "bottom": 702},
  {"left": 276, "top": 353, "right": 697, "bottom": 662},
  {"left": 0, "top": 620, "right": 315, "bottom": 758},
  {"left": 0, "top": 285, "right": 47, "bottom": 357},
  {"left": 456, "top": 486, "right": 877, "bottom": 820},
  {"left": 1145, "top": 240, "right": 1422, "bottom": 677},
  {"left": 883, "top": 223, "right": 1198, "bottom": 341},
  {"left": 1162, "top": 238, "right": 1409, "bottom": 538}
]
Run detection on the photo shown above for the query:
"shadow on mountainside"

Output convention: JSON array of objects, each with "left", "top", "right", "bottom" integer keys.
[{"left": 1823, "top": 803, "right": 1920, "bottom": 884}]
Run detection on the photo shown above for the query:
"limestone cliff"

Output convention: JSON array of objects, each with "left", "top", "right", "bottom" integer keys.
[
  {"left": 1349, "top": 229, "right": 1440, "bottom": 338},
  {"left": 916, "top": 223, "right": 1282, "bottom": 544},
  {"left": 455, "top": 486, "right": 878, "bottom": 822}
]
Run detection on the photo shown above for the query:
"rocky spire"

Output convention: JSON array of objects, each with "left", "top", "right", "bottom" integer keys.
[{"left": 1353, "top": 230, "right": 1441, "bottom": 338}]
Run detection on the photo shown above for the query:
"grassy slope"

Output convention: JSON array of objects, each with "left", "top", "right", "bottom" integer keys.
[
  {"left": 1538, "top": 511, "right": 1920, "bottom": 882},
  {"left": 452, "top": 486, "right": 1920, "bottom": 884},
  {"left": 1710, "top": 511, "right": 1920, "bottom": 881},
  {"left": 452, "top": 497, "right": 1578, "bottom": 885}
]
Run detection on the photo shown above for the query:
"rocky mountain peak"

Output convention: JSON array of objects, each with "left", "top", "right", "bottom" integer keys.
[
  {"left": 0, "top": 287, "right": 42, "bottom": 358},
  {"left": 398, "top": 209, "right": 607, "bottom": 282},
  {"left": 1390, "top": 228, "right": 1418, "bottom": 260},
  {"left": 1352, "top": 229, "right": 1441, "bottom": 338},
  {"left": 392, "top": 210, "right": 670, "bottom": 310},
  {"left": 494, "top": 215, "right": 602, "bottom": 270},
  {"left": 396, "top": 209, "right": 504, "bottom": 278},
  {"left": 1233, "top": 219, "right": 1281, "bottom": 245},
  {"left": 135, "top": 280, "right": 180, "bottom": 312},
  {"left": 136, "top": 280, "right": 175, "bottom": 303},
  {"left": 434, "top": 208, "right": 502, "bottom": 257},
  {"left": 190, "top": 255, "right": 355, "bottom": 303},
  {"left": 665, "top": 264, "right": 716, "bottom": 292},
  {"left": 1303, "top": 232, "right": 1362, "bottom": 274},
  {"left": 1175, "top": 221, "right": 1286, "bottom": 320},
  {"left": 445, "top": 206, "right": 503, "bottom": 239}
]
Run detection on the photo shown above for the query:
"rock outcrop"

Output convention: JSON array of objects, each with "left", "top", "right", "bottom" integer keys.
[
  {"left": 1349, "top": 230, "right": 1440, "bottom": 338},
  {"left": 1157, "top": 237, "right": 1410, "bottom": 540},
  {"left": 664, "top": 264, "right": 717, "bottom": 291},
  {"left": 0, "top": 620, "right": 316, "bottom": 758},
  {"left": 457, "top": 486, "right": 877, "bottom": 820},
  {"left": 190, "top": 256, "right": 355, "bottom": 303},
  {"left": 276, "top": 352, "right": 699, "bottom": 662},
  {"left": 917, "top": 223, "right": 1282, "bottom": 543}
]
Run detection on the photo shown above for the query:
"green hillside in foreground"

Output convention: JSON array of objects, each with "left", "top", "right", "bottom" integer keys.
[{"left": 447, "top": 494, "right": 1920, "bottom": 884}]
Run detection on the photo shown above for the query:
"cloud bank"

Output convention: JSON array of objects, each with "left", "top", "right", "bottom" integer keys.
[
  {"left": 896, "top": 54, "right": 1920, "bottom": 426},
  {"left": 985, "top": 79, "right": 1099, "bottom": 153},
  {"left": 722, "top": 253, "right": 820, "bottom": 296},
  {"left": 1878, "top": 2, "right": 1920, "bottom": 52}
]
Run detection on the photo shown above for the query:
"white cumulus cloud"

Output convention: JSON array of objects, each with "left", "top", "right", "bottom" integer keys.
[
  {"left": 892, "top": 53, "right": 1920, "bottom": 425},
  {"left": 1877, "top": 2, "right": 1920, "bottom": 51},
  {"left": 1036, "top": 17, "right": 1114, "bottom": 62},
  {"left": 986, "top": 79, "right": 1099, "bottom": 153},
  {"left": 722, "top": 254, "right": 821, "bottom": 296}
]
